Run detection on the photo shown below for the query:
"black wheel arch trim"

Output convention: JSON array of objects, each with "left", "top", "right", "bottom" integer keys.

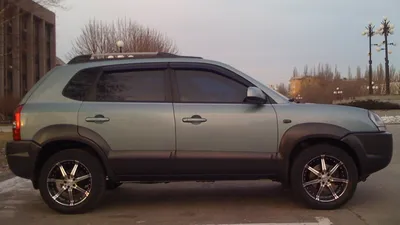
[
  {"left": 278, "top": 123, "right": 353, "bottom": 185},
  {"left": 32, "top": 124, "right": 117, "bottom": 182}
]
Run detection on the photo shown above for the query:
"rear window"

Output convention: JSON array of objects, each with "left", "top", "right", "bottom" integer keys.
[
  {"left": 95, "top": 69, "right": 166, "bottom": 102},
  {"left": 62, "top": 68, "right": 99, "bottom": 101}
]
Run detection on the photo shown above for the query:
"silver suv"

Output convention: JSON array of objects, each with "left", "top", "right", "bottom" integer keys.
[{"left": 6, "top": 52, "right": 393, "bottom": 214}]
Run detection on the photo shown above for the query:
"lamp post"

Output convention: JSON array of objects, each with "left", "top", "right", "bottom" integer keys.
[
  {"left": 362, "top": 22, "right": 376, "bottom": 95},
  {"left": 116, "top": 40, "right": 124, "bottom": 53},
  {"left": 295, "top": 94, "right": 303, "bottom": 102},
  {"left": 366, "top": 81, "right": 379, "bottom": 94},
  {"left": 375, "top": 17, "right": 395, "bottom": 95},
  {"left": 333, "top": 87, "right": 343, "bottom": 100}
]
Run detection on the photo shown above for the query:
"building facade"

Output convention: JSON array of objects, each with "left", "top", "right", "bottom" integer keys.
[
  {"left": 0, "top": 0, "right": 56, "bottom": 99},
  {"left": 289, "top": 76, "right": 321, "bottom": 97}
]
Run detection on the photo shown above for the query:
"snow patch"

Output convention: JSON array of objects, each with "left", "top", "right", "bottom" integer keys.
[
  {"left": 381, "top": 116, "right": 400, "bottom": 124},
  {"left": 0, "top": 177, "right": 31, "bottom": 194}
]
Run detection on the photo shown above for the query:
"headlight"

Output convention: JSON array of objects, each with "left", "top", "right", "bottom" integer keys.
[{"left": 368, "top": 111, "right": 386, "bottom": 131}]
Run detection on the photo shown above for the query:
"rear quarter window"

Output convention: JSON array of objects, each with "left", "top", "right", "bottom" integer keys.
[{"left": 62, "top": 68, "right": 99, "bottom": 101}]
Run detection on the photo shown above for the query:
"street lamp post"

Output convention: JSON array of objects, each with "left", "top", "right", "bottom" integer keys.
[
  {"left": 362, "top": 22, "right": 376, "bottom": 95},
  {"left": 116, "top": 40, "right": 124, "bottom": 53},
  {"left": 375, "top": 17, "right": 395, "bottom": 95},
  {"left": 333, "top": 87, "right": 343, "bottom": 100},
  {"left": 366, "top": 81, "right": 379, "bottom": 94},
  {"left": 295, "top": 94, "right": 303, "bottom": 102}
]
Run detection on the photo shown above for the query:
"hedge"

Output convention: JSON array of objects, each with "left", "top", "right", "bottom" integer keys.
[{"left": 338, "top": 100, "right": 400, "bottom": 110}]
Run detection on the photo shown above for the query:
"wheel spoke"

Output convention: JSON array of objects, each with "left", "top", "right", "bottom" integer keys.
[
  {"left": 52, "top": 186, "right": 67, "bottom": 200},
  {"left": 328, "top": 162, "right": 342, "bottom": 175},
  {"left": 307, "top": 166, "right": 321, "bottom": 177},
  {"left": 315, "top": 184, "right": 325, "bottom": 201},
  {"left": 303, "top": 179, "right": 321, "bottom": 187},
  {"left": 75, "top": 174, "right": 91, "bottom": 183},
  {"left": 70, "top": 163, "right": 79, "bottom": 177},
  {"left": 321, "top": 155, "right": 327, "bottom": 173},
  {"left": 68, "top": 188, "right": 74, "bottom": 206},
  {"left": 47, "top": 178, "right": 64, "bottom": 183},
  {"left": 73, "top": 185, "right": 90, "bottom": 197},
  {"left": 59, "top": 164, "right": 68, "bottom": 178},
  {"left": 330, "top": 177, "right": 349, "bottom": 184},
  {"left": 327, "top": 183, "right": 339, "bottom": 200}
]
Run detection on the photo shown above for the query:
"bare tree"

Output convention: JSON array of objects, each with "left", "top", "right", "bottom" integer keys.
[
  {"left": 277, "top": 83, "right": 288, "bottom": 96},
  {"left": 303, "top": 65, "right": 309, "bottom": 76},
  {"left": 334, "top": 65, "right": 341, "bottom": 80},
  {"left": 356, "top": 66, "right": 362, "bottom": 80},
  {"left": 34, "top": 0, "right": 65, "bottom": 8},
  {"left": 67, "top": 18, "right": 179, "bottom": 59},
  {"left": 347, "top": 66, "right": 353, "bottom": 80},
  {"left": 292, "top": 67, "right": 298, "bottom": 78}
]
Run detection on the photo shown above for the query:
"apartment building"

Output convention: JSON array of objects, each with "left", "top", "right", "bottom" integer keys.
[{"left": 0, "top": 0, "right": 56, "bottom": 99}]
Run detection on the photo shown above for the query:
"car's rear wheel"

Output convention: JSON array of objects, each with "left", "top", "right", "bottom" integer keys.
[
  {"left": 290, "top": 144, "right": 358, "bottom": 210},
  {"left": 38, "top": 149, "right": 106, "bottom": 214}
]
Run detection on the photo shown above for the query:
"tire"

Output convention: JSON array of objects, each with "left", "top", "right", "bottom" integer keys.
[
  {"left": 38, "top": 149, "right": 106, "bottom": 214},
  {"left": 106, "top": 181, "right": 123, "bottom": 190},
  {"left": 290, "top": 144, "right": 358, "bottom": 210}
]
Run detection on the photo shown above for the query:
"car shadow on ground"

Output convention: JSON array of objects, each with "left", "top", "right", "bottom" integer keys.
[
  {"left": 5, "top": 180, "right": 384, "bottom": 218},
  {"left": 95, "top": 181, "right": 301, "bottom": 211}
]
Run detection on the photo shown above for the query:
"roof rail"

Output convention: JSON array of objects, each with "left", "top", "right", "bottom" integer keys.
[{"left": 67, "top": 52, "right": 202, "bottom": 64}]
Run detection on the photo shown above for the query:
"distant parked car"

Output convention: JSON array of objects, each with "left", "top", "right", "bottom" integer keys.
[{"left": 5, "top": 52, "right": 393, "bottom": 214}]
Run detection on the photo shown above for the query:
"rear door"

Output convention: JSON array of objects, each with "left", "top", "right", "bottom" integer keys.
[{"left": 77, "top": 63, "right": 175, "bottom": 177}]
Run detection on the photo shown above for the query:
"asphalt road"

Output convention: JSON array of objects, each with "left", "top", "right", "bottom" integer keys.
[{"left": 0, "top": 126, "right": 399, "bottom": 225}]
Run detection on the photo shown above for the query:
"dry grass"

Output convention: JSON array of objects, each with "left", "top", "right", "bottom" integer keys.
[{"left": 0, "top": 132, "right": 12, "bottom": 173}]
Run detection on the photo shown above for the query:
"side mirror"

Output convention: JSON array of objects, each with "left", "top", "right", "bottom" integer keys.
[{"left": 246, "top": 87, "right": 267, "bottom": 104}]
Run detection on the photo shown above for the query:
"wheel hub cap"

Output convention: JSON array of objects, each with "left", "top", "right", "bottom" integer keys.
[
  {"left": 47, "top": 160, "right": 92, "bottom": 207},
  {"left": 302, "top": 154, "right": 349, "bottom": 203}
]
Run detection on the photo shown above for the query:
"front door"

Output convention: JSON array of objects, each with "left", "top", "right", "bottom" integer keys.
[
  {"left": 170, "top": 63, "right": 278, "bottom": 175},
  {"left": 77, "top": 63, "right": 175, "bottom": 177}
]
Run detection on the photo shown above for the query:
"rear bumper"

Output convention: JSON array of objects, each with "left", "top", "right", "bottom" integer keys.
[
  {"left": 341, "top": 131, "right": 393, "bottom": 180},
  {"left": 5, "top": 141, "right": 41, "bottom": 180}
]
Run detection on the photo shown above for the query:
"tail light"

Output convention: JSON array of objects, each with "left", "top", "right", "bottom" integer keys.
[{"left": 13, "top": 104, "right": 24, "bottom": 141}]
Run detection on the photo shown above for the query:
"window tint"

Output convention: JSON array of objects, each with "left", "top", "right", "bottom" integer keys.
[
  {"left": 96, "top": 69, "right": 166, "bottom": 102},
  {"left": 175, "top": 69, "right": 248, "bottom": 103},
  {"left": 63, "top": 68, "right": 98, "bottom": 101}
]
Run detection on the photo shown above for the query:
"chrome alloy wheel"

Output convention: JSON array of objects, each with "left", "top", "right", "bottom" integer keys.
[
  {"left": 47, "top": 160, "right": 92, "bottom": 207},
  {"left": 302, "top": 155, "right": 349, "bottom": 203}
]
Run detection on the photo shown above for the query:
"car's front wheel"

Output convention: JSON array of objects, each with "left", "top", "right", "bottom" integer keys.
[
  {"left": 290, "top": 144, "right": 358, "bottom": 210},
  {"left": 38, "top": 149, "right": 106, "bottom": 214}
]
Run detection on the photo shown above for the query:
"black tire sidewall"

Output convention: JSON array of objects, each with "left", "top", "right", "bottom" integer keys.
[
  {"left": 290, "top": 144, "right": 358, "bottom": 210},
  {"left": 38, "top": 149, "right": 106, "bottom": 214}
]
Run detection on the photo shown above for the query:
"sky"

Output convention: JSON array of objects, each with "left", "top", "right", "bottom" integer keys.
[{"left": 51, "top": 0, "right": 400, "bottom": 86}]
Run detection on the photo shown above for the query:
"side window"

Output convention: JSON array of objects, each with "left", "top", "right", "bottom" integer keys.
[
  {"left": 175, "top": 69, "right": 248, "bottom": 103},
  {"left": 95, "top": 69, "right": 166, "bottom": 102},
  {"left": 63, "top": 68, "right": 98, "bottom": 101}
]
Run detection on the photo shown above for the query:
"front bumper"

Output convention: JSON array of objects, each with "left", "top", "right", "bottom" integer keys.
[
  {"left": 5, "top": 141, "right": 41, "bottom": 180},
  {"left": 341, "top": 131, "right": 393, "bottom": 180}
]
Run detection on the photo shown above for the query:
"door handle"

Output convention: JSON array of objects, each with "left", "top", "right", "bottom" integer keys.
[
  {"left": 182, "top": 115, "right": 207, "bottom": 124},
  {"left": 85, "top": 115, "right": 110, "bottom": 123}
]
